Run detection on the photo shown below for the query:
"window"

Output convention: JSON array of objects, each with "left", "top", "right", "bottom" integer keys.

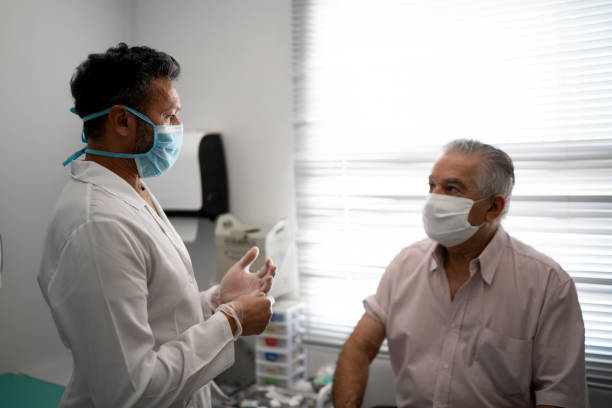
[{"left": 293, "top": 0, "right": 612, "bottom": 389}]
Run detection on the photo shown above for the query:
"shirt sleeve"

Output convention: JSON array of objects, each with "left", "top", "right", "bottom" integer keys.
[
  {"left": 532, "top": 275, "right": 588, "bottom": 408},
  {"left": 363, "top": 251, "right": 404, "bottom": 326},
  {"left": 47, "top": 219, "right": 235, "bottom": 408}
]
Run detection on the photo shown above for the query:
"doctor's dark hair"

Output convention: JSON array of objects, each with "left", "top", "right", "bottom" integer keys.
[
  {"left": 70, "top": 42, "right": 180, "bottom": 139},
  {"left": 443, "top": 139, "right": 515, "bottom": 216}
]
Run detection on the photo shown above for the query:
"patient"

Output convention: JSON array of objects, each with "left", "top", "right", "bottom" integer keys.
[{"left": 333, "top": 139, "right": 587, "bottom": 408}]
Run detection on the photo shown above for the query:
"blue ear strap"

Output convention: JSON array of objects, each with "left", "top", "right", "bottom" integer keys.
[
  {"left": 62, "top": 147, "right": 87, "bottom": 166},
  {"left": 62, "top": 105, "right": 158, "bottom": 167},
  {"left": 70, "top": 107, "right": 112, "bottom": 142},
  {"left": 63, "top": 106, "right": 112, "bottom": 166},
  {"left": 70, "top": 106, "right": 111, "bottom": 122},
  {"left": 122, "top": 105, "right": 156, "bottom": 127},
  {"left": 70, "top": 105, "right": 154, "bottom": 125},
  {"left": 82, "top": 108, "right": 111, "bottom": 122}
]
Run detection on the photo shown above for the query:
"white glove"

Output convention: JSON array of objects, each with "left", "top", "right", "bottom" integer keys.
[
  {"left": 217, "top": 291, "right": 273, "bottom": 337},
  {"left": 219, "top": 247, "right": 276, "bottom": 304}
]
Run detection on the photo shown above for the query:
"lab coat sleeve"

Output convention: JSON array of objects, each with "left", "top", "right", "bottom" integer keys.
[
  {"left": 48, "top": 219, "right": 234, "bottom": 408},
  {"left": 200, "top": 285, "right": 221, "bottom": 315}
]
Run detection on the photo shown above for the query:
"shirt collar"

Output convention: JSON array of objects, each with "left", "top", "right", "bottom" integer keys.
[
  {"left": 429, "top": 226, "right": 508, "bottom": 285},
  {"left": 70, "top": 160, "right": 146, "bottom": 210},
  {"left": 476, "top": 226, "right": 507, "bottom": 285}
]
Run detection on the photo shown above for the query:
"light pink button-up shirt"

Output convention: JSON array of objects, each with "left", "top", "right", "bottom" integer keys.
[{"left": 364, "top": 227, "right": 587, "bottom": 408}]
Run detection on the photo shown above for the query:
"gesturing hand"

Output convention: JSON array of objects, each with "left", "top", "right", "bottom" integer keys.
[{"left": 219, "top": 247, "right": 277, "bottom": 304}]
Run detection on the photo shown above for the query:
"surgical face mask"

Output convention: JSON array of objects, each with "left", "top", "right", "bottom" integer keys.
[
  {"left": 422, "top": 193, "right": 489, "bottom": 247},
  {"left": 62, "top": 105, "right": 183, "bottom": 178}
]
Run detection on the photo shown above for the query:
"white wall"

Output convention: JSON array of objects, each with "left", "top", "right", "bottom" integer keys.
[
  {"left": 132, "top": 0, "right": 295, "bottom": 229},
  {"left": 0, "top": 0, "right": 132, "bottom": 376}
]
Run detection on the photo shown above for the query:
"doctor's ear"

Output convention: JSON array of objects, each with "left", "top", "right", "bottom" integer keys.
[
  {"left": 485, "top": 194, "right": 506, "bottom": 222},
  {"left": 107, "top": 105, "right": 132, "bottom": 137}
]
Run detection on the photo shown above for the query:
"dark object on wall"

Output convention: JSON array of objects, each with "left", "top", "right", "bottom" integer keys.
[
  {"left": 164, "top": 133, "right": 229, "bottom": 221},
  {"left": 198, "top": 133, "right": 229, "bottom": 220}
]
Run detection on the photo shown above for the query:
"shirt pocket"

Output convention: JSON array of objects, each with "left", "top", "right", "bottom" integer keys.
[{"left": 473, "top": 326, "right": 533, "bottom": 399}]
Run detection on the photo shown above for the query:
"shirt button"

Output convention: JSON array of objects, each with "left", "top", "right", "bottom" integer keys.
[{"left": 443, "top": 363, "right": 449, "bottom": 369}]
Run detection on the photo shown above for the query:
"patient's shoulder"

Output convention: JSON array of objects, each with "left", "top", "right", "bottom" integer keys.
[{"left": 385, "top": 238, "right": 437, "bottom": 276}]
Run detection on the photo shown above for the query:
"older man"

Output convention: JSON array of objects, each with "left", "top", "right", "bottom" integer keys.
[
  {"left": 38, "top": 43, "right": 275, "bottom": 407},
  {"left": 333, "top": 140, "right": 587, "bottom": 407}
]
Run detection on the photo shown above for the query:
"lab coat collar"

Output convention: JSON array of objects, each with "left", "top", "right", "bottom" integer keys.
[
  {"left": 71, "top": 160, "right": 195, "bottom": 275},
  {"left": 143, "top": 184, "right": 187, "bottom": 250},
  {"left": 70, "top": 160, "right": 146, "bottom": 210}
]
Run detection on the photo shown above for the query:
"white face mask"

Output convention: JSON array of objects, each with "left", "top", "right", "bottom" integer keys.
[{"left": 422, "top": 193, "right": 488, "bottom": 247}]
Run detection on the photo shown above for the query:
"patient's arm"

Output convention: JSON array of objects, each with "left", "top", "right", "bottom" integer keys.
[{"left": 333, "top": 313, "right": 386, "bottom": 408}]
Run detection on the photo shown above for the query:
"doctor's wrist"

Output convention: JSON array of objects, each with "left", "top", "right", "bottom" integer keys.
[
  {"left": 216, "top": 302, "right": 243, "bottom": 339},
  {"left": 219, "top": 310, "right": 238, "bottom": 336},
  {"left": 209, "top": 286, "right": 221, "bottom": 309}
]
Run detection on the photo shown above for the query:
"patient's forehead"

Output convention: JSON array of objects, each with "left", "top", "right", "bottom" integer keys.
[{"left": 430, "top": 152, "right": 483, "bottom": 190}]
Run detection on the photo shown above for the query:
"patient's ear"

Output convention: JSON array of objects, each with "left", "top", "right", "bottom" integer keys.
[{"left": 485, "top": 194, "right": 505, "bottom": 222}]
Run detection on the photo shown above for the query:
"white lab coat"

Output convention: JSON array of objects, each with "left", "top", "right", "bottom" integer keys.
[{"left": 38, "top": 160, "right": 235, "bottom": 407}]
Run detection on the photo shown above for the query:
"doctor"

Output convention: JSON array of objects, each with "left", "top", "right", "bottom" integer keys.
[{"left": 38, "top": 43, "right": 275, "bottom": 408}]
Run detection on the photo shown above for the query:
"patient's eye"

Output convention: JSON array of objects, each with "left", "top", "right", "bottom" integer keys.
[{"left": 446, "top": 185, "right": 458, "bottom": 193}]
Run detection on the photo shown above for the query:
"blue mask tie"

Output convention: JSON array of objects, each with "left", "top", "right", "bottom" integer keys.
[{"left": 62, "top": 105, "right": 183, "bottom": 178}]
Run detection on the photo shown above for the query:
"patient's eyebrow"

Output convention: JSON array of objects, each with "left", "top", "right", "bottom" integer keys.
[{"left": 443, "top": 178, "right": 468, "bottom": 190}]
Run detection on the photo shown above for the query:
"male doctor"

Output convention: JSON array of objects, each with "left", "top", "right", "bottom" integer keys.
[{"left": 38, "top": 43, "right": 275, "bottom": 407}]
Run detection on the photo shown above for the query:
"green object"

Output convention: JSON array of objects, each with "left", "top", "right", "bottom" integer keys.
[
  {"left": 263, "top": 377, "right": 278, "bottom": 385},
  {"left": 0, "top": 373, "right": 65, "bottom": 407}
]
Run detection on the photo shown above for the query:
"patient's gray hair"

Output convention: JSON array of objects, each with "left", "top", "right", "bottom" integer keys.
[{"left": 443, "top": 139, "right": 515, "bottom": 215}]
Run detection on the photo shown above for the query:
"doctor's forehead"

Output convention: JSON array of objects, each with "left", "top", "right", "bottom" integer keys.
[
  {"left": 148, "top": 77, "right": 181, "bottom": 109},
  {"left": 429, "top": 153, "right": 483, "bottom": 185}
]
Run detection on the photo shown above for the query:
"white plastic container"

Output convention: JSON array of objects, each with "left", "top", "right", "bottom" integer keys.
[{"left": 254, "top": 301, "right": 307, "bottom": 390}]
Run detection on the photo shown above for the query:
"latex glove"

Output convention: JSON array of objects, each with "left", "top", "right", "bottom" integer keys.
[
  {"left": 218, "top": 291, "right": 272, "bottom": 336},
  {"left": 219, "top": 246, "right": 276, "bottom": 304}
]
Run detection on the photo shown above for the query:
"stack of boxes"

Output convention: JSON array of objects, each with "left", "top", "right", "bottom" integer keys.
[{"left": 255, "top": 300, "right": 307, "bottom": 389}]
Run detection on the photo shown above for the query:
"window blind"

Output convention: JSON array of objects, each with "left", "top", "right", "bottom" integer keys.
[{"left": 292, "top": 0, "right": 612, "bottom": 389}]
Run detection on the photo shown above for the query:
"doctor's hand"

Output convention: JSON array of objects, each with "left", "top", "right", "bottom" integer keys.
[
  {"left": 227, "top": 291, "right": 273, "bottom": 336},
  {"left": 219, "top": 247, "right": 276, "bottom": 304}
]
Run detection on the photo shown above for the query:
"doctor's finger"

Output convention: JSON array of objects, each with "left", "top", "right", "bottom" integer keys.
[
  {"left": 260, "top": 276, "right": 274, "bottom": 292},
  {"left": 256, "top": 259, "right": 272, "bottom": 277},
  {"left": 238, "top": 247, "right": 259, "bottom": 269},
  {"left": 261, "top": 265, "right": 277, "bottom": 280}
]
